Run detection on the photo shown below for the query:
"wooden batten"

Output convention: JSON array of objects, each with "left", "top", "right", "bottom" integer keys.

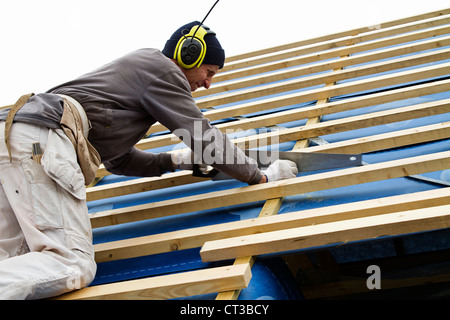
[
  {"left": 92, "top": 77, "right": 450, "bottom": 181},
  {"left": 54, "top": 263, "right": 251, "bottom": 300},
  {"left": 209, "top": 25, "right": 450, "bottom": 87},
  {"left": 135, "top": 64, "right": 450, "bottom": 151},
  {"left": 193, "top": 49, "right": 450, "bottom": 108},
  {"left": 223, "top": 8, "right": 450, "bottom": 63},
  {"left": 94, "top": 188, "right": 450, "bottom": 263},
  {"left": 87, "top": 121, "right": 450, "bottom": 201},
  {"left": 193, "top": 34, "right": 450, "bottom": 98},
  {"left": 89, "top": 150, "right": 450, "bottom": 228},
  {"left": 200, "top": 204, "right": 450, "bottom": 262},
  {"left": 220, "top": 14, "right": 450, "bottom": 72}
]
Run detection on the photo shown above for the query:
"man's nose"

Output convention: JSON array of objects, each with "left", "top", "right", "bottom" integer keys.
[{"left": 203, "top": 78, "right": 211, "bottom": 89}]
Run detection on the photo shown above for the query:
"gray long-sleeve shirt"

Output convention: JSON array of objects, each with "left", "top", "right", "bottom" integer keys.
[{"left": 1, "top": 49, "right": 262, "bottom": 184}]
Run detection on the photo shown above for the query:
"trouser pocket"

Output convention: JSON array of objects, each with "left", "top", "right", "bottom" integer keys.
[
  {"left": 21, "top": 159, "right": 64, "bottom": 230},
  {"left": 41, "top": 129, "right": 85, "bottom": 200}
]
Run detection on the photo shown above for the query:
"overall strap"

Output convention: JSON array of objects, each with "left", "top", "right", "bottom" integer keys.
[{"left": 4, "top": 93, "right": 34, "bottom": 162}]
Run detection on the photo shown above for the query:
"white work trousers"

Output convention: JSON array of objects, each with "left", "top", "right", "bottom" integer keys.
[{"left": 0, "top": 121, "right": 96, "bottom": 299}]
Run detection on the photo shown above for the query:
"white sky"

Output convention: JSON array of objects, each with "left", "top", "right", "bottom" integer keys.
[{"left": 0, "top": 0, "right": 448, "bottom": 104}]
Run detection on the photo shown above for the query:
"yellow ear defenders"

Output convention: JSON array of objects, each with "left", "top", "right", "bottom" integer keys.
[{"left": 174, "top": 25, "right": 214, "bottom": 69}]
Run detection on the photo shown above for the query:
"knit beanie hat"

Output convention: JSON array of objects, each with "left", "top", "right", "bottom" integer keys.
[{"left": 162, "top": 21, "right": 225, "bottom": 69}]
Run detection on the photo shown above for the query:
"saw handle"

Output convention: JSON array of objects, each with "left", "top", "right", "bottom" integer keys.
[{"left": 192, "top": 164, "right": 220, "bottom": 178}]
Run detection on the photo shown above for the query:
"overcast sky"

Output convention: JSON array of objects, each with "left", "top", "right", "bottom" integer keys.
[{"left": 0, "top": 0, "right": 448, "bottom": 104}]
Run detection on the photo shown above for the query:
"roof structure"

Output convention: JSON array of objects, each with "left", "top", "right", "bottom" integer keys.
[{"left": 57, "top": 8, "right": 450, "bottom": 300}]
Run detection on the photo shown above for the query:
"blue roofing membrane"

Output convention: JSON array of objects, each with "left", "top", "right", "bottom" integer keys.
[{"left": 87, "top": 16, "right": 450, "bottom": 299}]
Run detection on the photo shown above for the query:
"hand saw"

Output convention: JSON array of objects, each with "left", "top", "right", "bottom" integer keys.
[{"left": 193, "top": 150, "right": 362, "bottom": 180}]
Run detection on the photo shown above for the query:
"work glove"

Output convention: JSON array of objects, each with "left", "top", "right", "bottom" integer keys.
[
  {"left": 262, "top": 159, "right": 298, "bottom": 182},
  {"left": 171, "top": 149, "right": 208, "bottom": 171}
]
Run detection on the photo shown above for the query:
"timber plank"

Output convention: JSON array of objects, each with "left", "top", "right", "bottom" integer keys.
[
  {"left": 94, "top": 79, "right": 450, "bottom": 180},
  {"left": 54, "top": 263, "right": 251, "bottom": 300},
  {"left": 195, "top": 48, "right": 450, "bottom": 109},
  {"left": 230, "top": 98, "right": 450, "bottom": 150},
  {"left": 194, "top": 35, "right": 450, "bottom": 98},
  {"left": 155, "top": 69, "right": 450, "bottom": 137},
  {"left": 197, "top": 65, "right": 450, "bottom": 124},
  {"left": 153, "top": 55, "right": 450, "bottom": 138},
  {"left": 94, "top": 188, "right": 450, "bottom": 262},
  {"left": 200, "top": 204, "right": 450, "bottom": 262},
  {"left": 89, "top": 150, "right": 450, "bottom": 228},
  {"left": 136, "top": 81, "right": 450, "bottom": 151},
  {"left": 217, "top": 61, "right": 348, "bottom": 300},
  {"left": 302, "top": 122, "right": 450, "bottom": 155},
  {"left": 88, "top": 171, "right": 204, "bottom": 201},
  {"left": 211, "top": 25, "right": 450, "bottom": 86},
  {"left": 221, "top": 15, "right": 450, "bottom": 72},
  {"left": 224, "top": 8, "right": 450, "bottom": 63}
]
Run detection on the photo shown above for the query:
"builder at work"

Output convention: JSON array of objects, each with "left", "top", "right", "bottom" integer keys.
[{"left": 0, "top": 21, "right": 298, "bottom": 299}]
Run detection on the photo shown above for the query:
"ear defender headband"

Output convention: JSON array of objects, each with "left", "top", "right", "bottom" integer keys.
[{"left": 174, "top": 25, "right": 215, "bottom": 69}]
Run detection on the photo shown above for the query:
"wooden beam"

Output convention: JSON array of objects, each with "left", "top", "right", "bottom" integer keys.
[
  {"left": 155, "top": 69, "right": 450, "bottom": 137},
  {"left": 215, "top": 67, "right": 339, "bottom": 299},
  {"left": 91, "top": 96, "right": 450, "bottom": 202},
  {"left": 89, "top": 150, "right": 450, "bottom": 228},
  {"left": 96, "top": 55, "right": 450, "bottom": 264},
  {"left": 136, "top": 79, "right": 450, "bottom": 150},
  {"left": 215, "top": 256, "right": 256, "bottom": 300},
  {"left": 195, "top": 48, "right": 450, "bottom": 109},
  {"left": 54, "top": 263, "right": 251, "bottom": 300},
  {"left": 149, "top": 28, "right": 450, "bottom": 140},
  {"left": 194, "top": 35, "right": 450, "bottom": 98},
  {"left": 94, "top": 188, "right": 450, "bottom": 263},
  {"left": 230, "top": 98, "right": 450, "bottom": 150},
  {"left": 215, "top": 198, "right": 282, "bottom": 300},
  {"left": 224, "top": 8, "right": 450, "bottom": 63},
  {"left": 89, "top": 121, "right": 450, "bottom": 202},
  {"left": 199, "top": 65, "right": 450, "bottom": 123},
  {"left": 93, "top": 83, "right": 450, "bottom": 187},
  {"left": 211, "top": 25, "right": 450, "bottom": 85},
  {"left": 200, "top": 204, "right": 450, "bottom": 262},
  {"left": 88, "top": 171, "right": 204, "bottom": 201},
  {"left": 302, "top": 122, "right": 450, "bottom": 155},
  {"left": 221, "top": 15, "right": 450, "bottom": 72},
  {"left": 94, "top": 78, "right": 450, "bottom": 179}
]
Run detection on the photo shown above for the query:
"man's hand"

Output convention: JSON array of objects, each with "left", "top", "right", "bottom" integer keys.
[
  {"left": 171, "top": 149, "right": 208, "bottom": 172},
  {"left": 171, "top": 149, "right": 194, "bottom": 170},
  {"left": 261, "top": 159, "right": 298, "bottom": 182}
]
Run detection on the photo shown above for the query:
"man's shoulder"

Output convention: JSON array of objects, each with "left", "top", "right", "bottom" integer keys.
[
  {"left": 122, "top": 48, "right": 180, "bottom": 74},
  {"left": 124, "top": 48, "right": 170, "bottom": 65}
]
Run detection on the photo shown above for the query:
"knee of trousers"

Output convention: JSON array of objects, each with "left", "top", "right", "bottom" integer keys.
[{"left": 67, "top": 250, "right": 97, "bottom": 289}]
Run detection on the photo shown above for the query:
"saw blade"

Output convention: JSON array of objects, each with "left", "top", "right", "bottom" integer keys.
[
  {"left": 244, "top": 150, "right": 362, "bottom": 171},
  {"left": 208, "top": 150, "right": 362, "bottom": 180}
]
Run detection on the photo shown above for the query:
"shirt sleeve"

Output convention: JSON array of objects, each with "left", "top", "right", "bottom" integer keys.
[
  {"left": 140, "top": 68, "right": 262, "bottom": 185},
  {"left": 103, "top": 148, "right": 174, "bottom": 177}
]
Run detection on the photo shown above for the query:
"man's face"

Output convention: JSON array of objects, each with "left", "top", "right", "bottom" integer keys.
[{"left": 182, "top": 64, "right": 219, "bottom": 92}]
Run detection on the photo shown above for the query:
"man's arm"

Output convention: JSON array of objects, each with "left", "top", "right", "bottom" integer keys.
[
  {"left": 103, "top": 147, "right": 174, "bottom": 177},
  {"left": 141, "top": 69, "right": 264, "bottom": 185}
]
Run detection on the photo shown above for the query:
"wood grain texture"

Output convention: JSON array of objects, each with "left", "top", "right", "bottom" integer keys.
[{"left": 54, "top": 263, "right": 251, "bottom": 300}]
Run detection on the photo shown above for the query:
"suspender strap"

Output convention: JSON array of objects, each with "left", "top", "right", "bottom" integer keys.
[{"left": 4, "top": 93, "right": 34, "bottom": 162}]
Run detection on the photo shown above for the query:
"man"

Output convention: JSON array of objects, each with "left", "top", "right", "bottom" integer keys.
[{"left": 0, "top": 21, "right": 297, "bottom": 299}]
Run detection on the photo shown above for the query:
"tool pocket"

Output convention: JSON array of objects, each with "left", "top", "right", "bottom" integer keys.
[
  {"left": 21, "top": 158, "right": 64, "bottom": 230},
  {"left": 41, "top": 129, "right": 85, "bottom": 200}
]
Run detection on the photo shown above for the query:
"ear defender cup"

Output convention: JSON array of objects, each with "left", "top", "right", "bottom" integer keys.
[{"left": 174, "top": 25, "right": 214, "bottom": 69}]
